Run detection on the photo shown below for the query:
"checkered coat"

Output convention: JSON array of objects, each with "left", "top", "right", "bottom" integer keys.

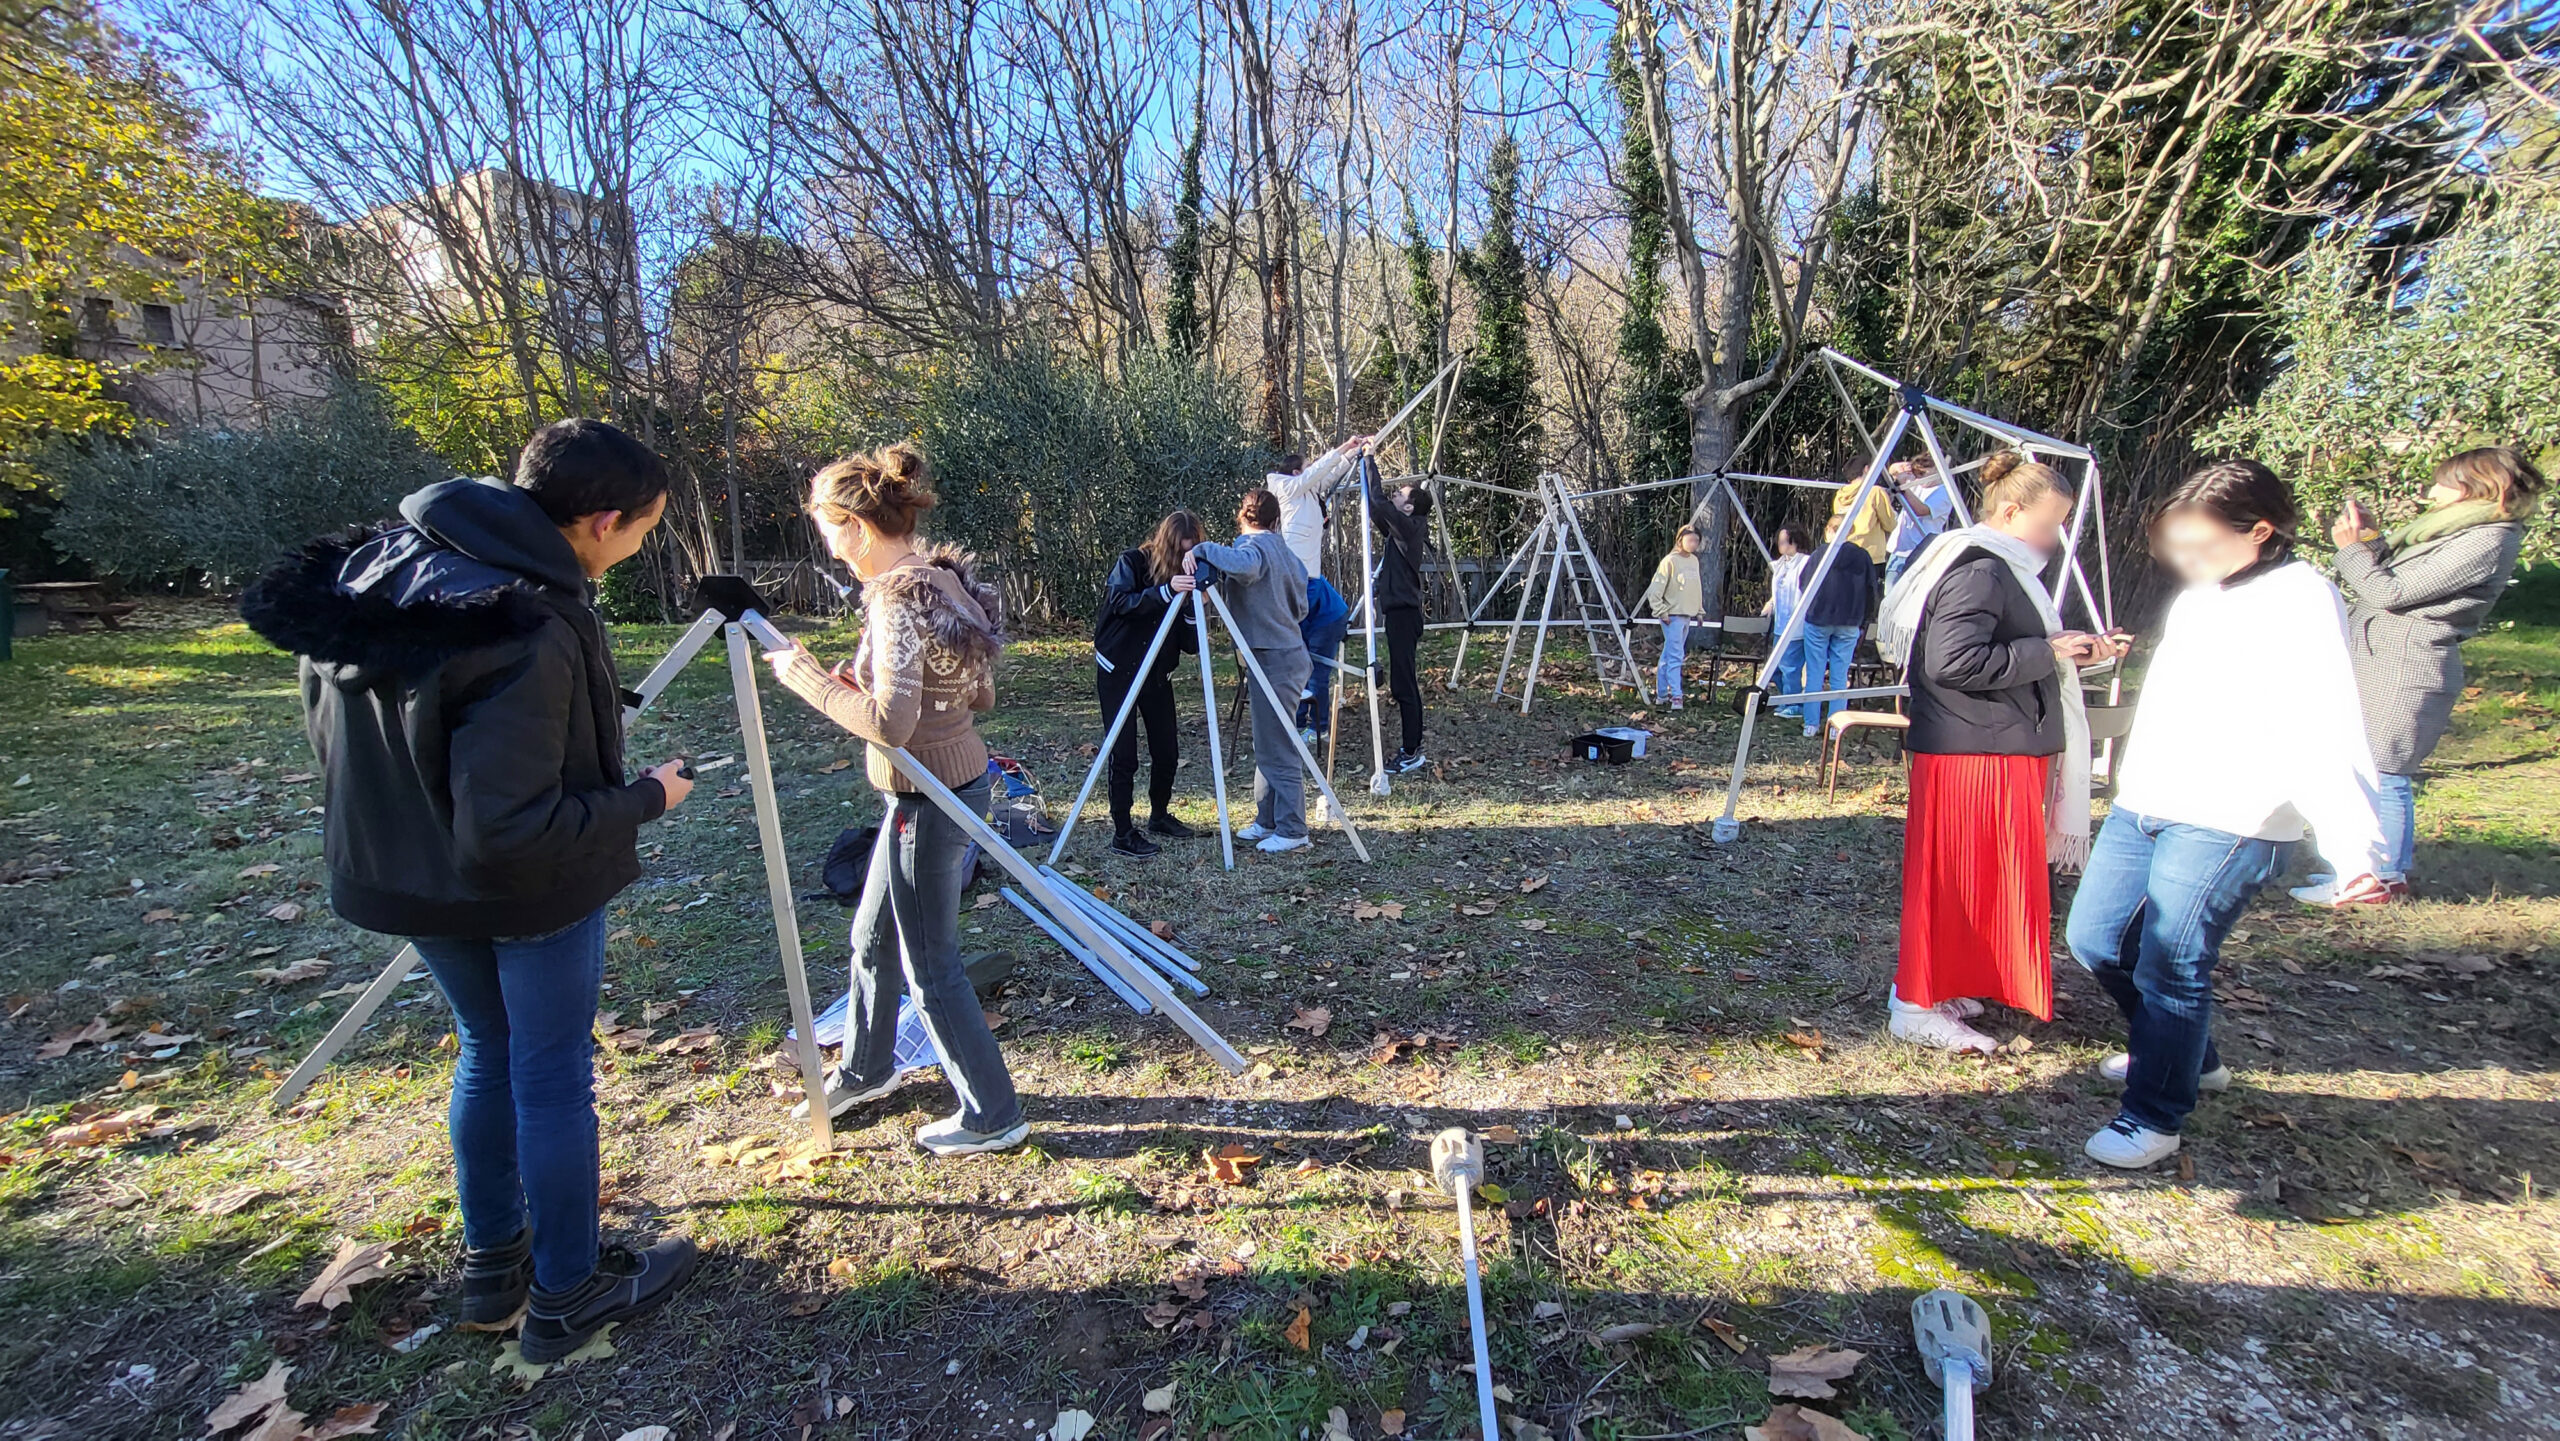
[{"left": 2336, "top": 522, "right": 2524, "bottom": 775}]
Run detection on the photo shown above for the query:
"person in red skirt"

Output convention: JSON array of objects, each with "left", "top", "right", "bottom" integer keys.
[{"left": 1874, "top": 452, "right": 2120, "bottom": 1052}]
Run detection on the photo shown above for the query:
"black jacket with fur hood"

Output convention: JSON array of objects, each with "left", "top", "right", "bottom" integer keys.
[{"left": 241, "top": 477, "right": 666, "bottom": 938}]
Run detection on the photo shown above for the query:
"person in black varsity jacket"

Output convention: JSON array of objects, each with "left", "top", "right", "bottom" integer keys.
[
  {"left": 1092, "top": 510, "right": 1206, "bottom": 857},
  {"left": 1365, "top": 470, "right": 1433, "bottom": 774}
]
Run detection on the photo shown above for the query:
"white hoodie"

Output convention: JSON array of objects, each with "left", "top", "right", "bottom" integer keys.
[
  {"left": 2110, "top": 560, "right": 2387, "bottom": 878},
  {"left": 1270, "top": 449, "right": 1357, "bottom": 578}
]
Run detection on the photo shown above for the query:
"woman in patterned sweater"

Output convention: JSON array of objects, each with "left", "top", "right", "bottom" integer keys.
[{"left": 760, "top": 444, "right": 1027, "bottom": 1156}]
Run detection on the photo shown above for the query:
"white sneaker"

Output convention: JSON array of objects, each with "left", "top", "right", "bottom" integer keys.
[
  {"left": 2084, "top": 1116, "right": 2180, "bottom": 1169},
  {"left": 1256, "top": 833, "right": 1312, "bottom": 854},
  {"left": 914, "top": 1113, "right": 1030, "bottom": 1156},
  {"left": 1235, "top": 821, "right": 1272, "bottom": 842},
  {"left": 2097, "top": 1053, "right": 2232, "bottom": 1092},
  {"left": 790, "top": 1065, "right": 914, "bottom": 1121},
  {"left": 1803, "top": 724, "right": 1819, "bottom": 739},
  {"left": 1888, "top": 1006, "right": 1999, "bottom": 1054},
  {"left": 2288, "top": 879, "right": 2338, "bottom": 906},
  {"left": 1889, "top": 989, "right": 1985, "bottom": 1022}
]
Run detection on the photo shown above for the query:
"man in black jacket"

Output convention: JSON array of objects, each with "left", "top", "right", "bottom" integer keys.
[
  {"left": 1366, "top": 470, "right": 1432, "bottom": 774},
  {"left": 243, "top": 419, "right": 698, "bottom": 1362}
]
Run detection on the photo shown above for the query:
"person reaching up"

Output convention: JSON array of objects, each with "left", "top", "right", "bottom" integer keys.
[
  {"left": 1270, "top": 436, "right": 1369, "bottom": 744},
  {"left": 1186, "top": 488, "right": 1316, "bottom": 852}
]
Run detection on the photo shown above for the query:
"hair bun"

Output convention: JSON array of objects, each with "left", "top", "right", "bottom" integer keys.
[{"left": 1980, "top": 450, "right": 2023, "bottom": 486}]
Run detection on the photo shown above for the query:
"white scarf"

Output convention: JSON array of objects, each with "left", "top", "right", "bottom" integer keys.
[{"left": 1877, "top": 525, "right": 2093, "bottom": 871}]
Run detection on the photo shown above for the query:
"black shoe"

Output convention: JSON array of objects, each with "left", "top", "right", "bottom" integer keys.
[
  {"left": 1146, "top": 812, "right": 1197, "bottom": 839},
  {"left": 458, "top": 1230, "right": 531, "bottom": 1330},
  {"left": 1393, "top": 750, "right": 1429, "bottom": 775},
  {"left": 1110, "top": 827, "right": 1159, "bottom": 859},
  {"left": 518, "top": 1238, "right": 700, "bottom": 1363}
]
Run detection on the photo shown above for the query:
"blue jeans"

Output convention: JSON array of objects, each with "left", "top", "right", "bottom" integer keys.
[
  {"left": 1297, "top": 578, "right": 1351, "bottom": 734},
  {"left": 2065, "top": 810, "right": 2284, "bottom": 1135},
  {"left": 1656, "top": 617, "right": 1692, "bottom": 699},
  {"left": 1770, "top": 605, "right": 1807, "bottom": 714},
  {"left": 2376, "top": 771, "right": 2416, "bottom": 880},
  {"left": 846, "top": 777, "right": 1020, "bottom": 1132},
  {"left": 1799, "top": 623, "right": 1860, "bottom": 728},
  {"left": 412, "top": 909, "right": 608, "bottom": 1292}
]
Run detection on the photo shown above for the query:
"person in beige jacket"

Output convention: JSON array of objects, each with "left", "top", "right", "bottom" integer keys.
[
  {"left": 759, "top": 444, "right": 1026, "bottom": 1157},
  {"left": 1638, "top": 526, "right": 1708, "bottom": 708}
]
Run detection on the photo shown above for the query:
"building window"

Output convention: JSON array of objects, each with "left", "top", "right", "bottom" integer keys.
[
  {"left": 141, "top": 304, "right": 177, "bottom": 345},
  {"left": 81, "top": 297, "right": 114, "bottom": 336}
]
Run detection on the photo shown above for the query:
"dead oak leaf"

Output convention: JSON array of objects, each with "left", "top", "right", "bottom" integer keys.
[
  {"left": 1780, "top": 1030, "right": 1826, "bottom": 1058},
  {"left": 245, "top": 959, "right": 330, "bottom": 985},
  {"left": 237, "top": 863, "right": 282, "bottom": 879},
  {"left": 297, "top": 1238, "right": 393, "bottom": 1311},
  {"left": 1746, "top": 1404, "right": 1868, "bottom": 1441},
  {"left": 1518, "top": 874, "right": 1549, "bottom": 894},
  {"left": 303, "top": 1403, "right": 386, "bottom": 1439},
  {"left": 1282, "top": 1304, "right": 1312, "bottom": 1351},
  {"left": 205, "top": 1359, "right": 292, "bottom": 1434},
  {"left": 1285, "top": 1006, "right": 1333, "bottom": 1039},
  {"left": 654, "top": 1026, "right": 718, "bottom": 1055},
  {"left": 1767, "top": 1343, "right": 1865, "bottom": 1399},
  {"left": 35, "top": 1015, "right": 121, "bottom": 1060},
  {"left": 1203, "top": 1144, "right": 1262, "bottom": 1186},
  {"left": 1704, "top": 1316, "right": 1747, "bottom": 1354},
  {"left": 262, "top": 902, "right": 304, "bottom": 922}
]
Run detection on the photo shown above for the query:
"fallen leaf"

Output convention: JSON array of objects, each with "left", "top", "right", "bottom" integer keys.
[
  {"left": 1150, "top": 920, "right": 1177, "bottom": 940},
  {"left": 195, "top": 1184, "right": 277, "bottom": 1216},
  {"left": 641, "top": 999, "right": 684, "bottom": 1023},
  {"left": 490, "top": 1324, "right": 615, "bottom": 1382},
  {"left": 1380, "top": 1410, "right": 1408, "bottom": 1436},
  {"left": 1704, "top": 1317, "right": 1747, "bottom": 1354},
  {"left": 1532, "top": 1300, "right": 1567, "bottom": 1321},
  {"left": 1350, "top": 900, "right": 1406, "bottom": 921},
  {"left": 1049, "top": 1410, "right": 1097, "bottom": 1441},
  {"left": 35, "top": 1015, "right": 121, "bottom": 1059},
  {"left": 1142, "top": 1382, "right": 1177, "bottom": 1413},
  {"left": 1519, "top": 874, "right": 1549, "bottom": 893},
  {"left": 1519, "top": 918, "right": 1549, "bottom": 932},
  {"left": 296, "top": 1238, "right": 392, "bottom": 1310},
  {"left": 1204, "top": 1144, "right": 1262, "bottom": 1185},
  {"left": 1746, "top": 1404, "right": 1869, "bottom": 1441},
  {"left": 263, "top": 902, "right": 304, "bottom": 922},
  {"left": 1283, "top": 1304, "right": 1312, "bottom": 1351},
  {"left": 818, "top": 758, "right": 853, "bottom": 773},
  {"left": 1767, "top": 1343, "right": 1865, "bottom": 1398},
  {"left": 1594, "top": 1321, "right": 1660, "bottom": 1344},
  {"left": 654, "top": 1026, "right": 719, "bottom": 1055},
  {"left": 1483, "top": 1124, "right": 1521, "bottom": 1145},
  {"left": 43, "top": 1103, "right": 171, "bottom": 1149},
  {"left": 246, "top": 959, "right": 330, "bottom": 985},
  {"left": 142, "top": 908, "right": 178, "bottom": 923},
  {"left": 1286, "top": 1006, "right": 1333, "bottom": 1038},
  {"left": 1781, "top": 1029, "right": 1826, "bottom": 1057},
  {"left": 1322, "top": 1406, "right": 1353, "bottom": 1441},
  {"left": 972, "top": 892, "right": 999, "bottom": 910},
  {"left": 205, "top": 1360, "right": 292, "bottom": 1434},
  {"left": 237, "top": 863, "right": 282, "bottom": 879}
]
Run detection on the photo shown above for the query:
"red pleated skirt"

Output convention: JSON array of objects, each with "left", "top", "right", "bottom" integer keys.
[{"left": 1896, "top": 752, "right": 2053, "bottom": 1020}]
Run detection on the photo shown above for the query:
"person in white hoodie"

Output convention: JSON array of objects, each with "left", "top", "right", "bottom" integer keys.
[
  {"left": 1268, "top": 435, "right": 1370, "bottom": 742},
  {"left": 2068, "top": 459, "right": 2389, "bottom": 1170}
]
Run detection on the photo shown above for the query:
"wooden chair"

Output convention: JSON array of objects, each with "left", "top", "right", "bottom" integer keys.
[{"left": 1819, "top": 704, "right": 1909, "bottom": 801}]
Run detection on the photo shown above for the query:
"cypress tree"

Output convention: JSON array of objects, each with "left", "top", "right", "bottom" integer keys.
[
  {"left": 1164, "top": 96, "right": 1208, "bottom": 358},
  {"left": 1451, "top": 135, "right": 1542, "bottom": 493},
  {"left": 1610, "top": 34, "right": 1692, "bottom": 487}
]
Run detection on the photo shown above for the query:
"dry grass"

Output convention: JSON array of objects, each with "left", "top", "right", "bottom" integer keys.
[{"left": 0, "top": 594, "right": 2553, "bottom": 1441}]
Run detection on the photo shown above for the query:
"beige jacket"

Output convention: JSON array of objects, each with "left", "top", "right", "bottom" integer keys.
[
  {"left": 1640, "top": 551, "right": 1706, "bottom": 619},
  {"left": 774, "top": 547, "right": 1000, "bottom": 793}
]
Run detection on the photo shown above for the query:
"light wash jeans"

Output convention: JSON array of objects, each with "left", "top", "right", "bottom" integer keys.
[
  {"left": 1656, "top": 616, "right": 1692, "bottom": 700},
  {"left": 2065, "top": 809, "right": 2286, "bottom": 1135},
  {"left": 1799, "top": 623, "right": 1861, "bottom": 729},
  {"left": 412, "top": 909, "right": 608, "bottom": 1291},
  {"left": 1770, "top": 601, "right": 1807, "bottom": 715},
  {"left": 2377, "top": 771, "right": 2417, "bottom": 880},
  {"left": 843, "top": 775, "right": 1021, "bottom": 1133}
]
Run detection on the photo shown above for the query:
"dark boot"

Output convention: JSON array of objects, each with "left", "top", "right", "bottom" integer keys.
[
  {"left": 458, "top": 1229, "right": 532, "bottom": 1330},
  {"left": 518, "top": 1238, "right": 700, "bottom": 1363},
  {"left": 1109, "top": 826, "right": 1159, "bottom": 859},
  {"left": 1146, "top": 811, "right": 1197, "bottom": 839}
]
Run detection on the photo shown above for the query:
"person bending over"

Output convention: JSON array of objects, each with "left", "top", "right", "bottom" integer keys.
[
  {"left": 2067, "top": 459, "right": 2388, "bottom": 1170},
  {"left": 761, "top": 444, "right": 1027, "bottom": 1157},
  {"left": 1640, "top": 525, "right": 1707, "bottom": 710},
  {"left": 1186, "top": 488, "right": 1315, "bottom": 852},
  {"left": 2294, "top": 446, "right": 2545, "bottom": 904},
  {"left": 1366, "top": 467, "right": 1433, "bottom": 771},
  {"left": 1270, "top": 435, "right": 1368, "bottom": 743},
  {"left": 242, "top": 419, "right": 699, "bottom": 1363},
  {"left": 1875, "top": 452, "right": 2107, "bottom": 1055},
  {"left": 1094, "top": 510, "right": 1205, "bottom": 858}
]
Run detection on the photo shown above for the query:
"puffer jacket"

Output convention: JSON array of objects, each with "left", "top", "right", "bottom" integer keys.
[{"left": 240, "top": 478, "right": 666, "bottom": 938}]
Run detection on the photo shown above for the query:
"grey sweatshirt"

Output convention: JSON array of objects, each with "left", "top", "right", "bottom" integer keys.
[{"left": 1192, "top": 531, "right": 1309, "bottom": 650}]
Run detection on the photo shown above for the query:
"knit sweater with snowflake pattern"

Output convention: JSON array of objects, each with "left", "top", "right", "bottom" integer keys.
[{"left": 772, "top": 547, "right": 1001, "bottom": 793}]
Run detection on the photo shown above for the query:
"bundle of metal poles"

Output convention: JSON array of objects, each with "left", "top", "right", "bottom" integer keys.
[{"left": 1002, "top": 865, "right": 1209, "bottom": 1018}]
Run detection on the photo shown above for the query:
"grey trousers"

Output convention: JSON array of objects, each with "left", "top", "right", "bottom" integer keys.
[
  {"left": 843, "top": 776, "right": 1021, "bottom": 1132},
  {"left": 1247, "top": 644, "right": 1313, "bottom": 839}
]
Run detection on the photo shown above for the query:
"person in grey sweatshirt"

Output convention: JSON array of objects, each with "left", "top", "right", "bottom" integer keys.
[{"left": 1186, "top": 487, "right": 1315, "bottom": 851}]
